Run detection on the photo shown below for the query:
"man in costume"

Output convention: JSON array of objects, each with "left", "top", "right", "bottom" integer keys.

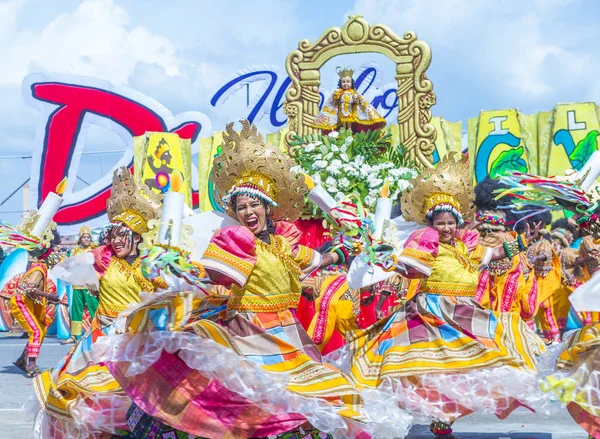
[
  {"left": 63, "top": 226, "right": 98, "bottom": 343},
  {"left": 10, "top": 233, "right": 62, "bottom": 377},
  {"left": 312, "top": 67, "right": 386, "bottom": 133},
  {"left": 0, "top": 203, "right": 64, "bottom": 377},
  {"left": 347, "top": 154, "right": 546, "bottom": 439}
]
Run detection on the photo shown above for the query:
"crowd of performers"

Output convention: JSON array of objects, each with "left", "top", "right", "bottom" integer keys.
[{"left": 1, "top": 121, "right": 600, "bottom": 439}]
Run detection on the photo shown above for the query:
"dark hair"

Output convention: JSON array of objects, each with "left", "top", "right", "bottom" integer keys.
[
  {"left": 106, "top": 223, "right": 143, "bottom": 253},
  {"left": 513, "top": 210, "right": 552, "bottom": 233},
  {"left": 390, "top": 202, "right": 402, "bottom": 220},
  {"left": 231, "top": 194, "right": 269, "bottom": 212},
  {"left": 474, "top": 177, "right": 510, "bottom": 211},
  {"left": 551, "top": 217, "right": 577, "bottom": 233},
  {"left": 429, "top": 209, "right": 460, "bottom": 225},
  {"left": 337, "top": 77, "right": 356, "bottom": 89}
]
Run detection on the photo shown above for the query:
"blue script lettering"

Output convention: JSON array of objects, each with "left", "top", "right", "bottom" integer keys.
[{"left": 210, "top": 64, "right": 400, "bottom": 132}]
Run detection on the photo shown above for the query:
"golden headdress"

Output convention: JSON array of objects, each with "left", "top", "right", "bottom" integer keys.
[
  {"left": 211, "top": 120, "right": 307, "bottom": 222},
  {"left": 336, "top": 66, "right": 354, "bottom": 79},
  {"left": 401, "top": 153, "right": 475, "bottom": 225},
  {"left": 79, "top": 225, "right": 92, "bottom": 237},
  {"left": 106, "top": 167, "right": 162, "bottom": 235}
]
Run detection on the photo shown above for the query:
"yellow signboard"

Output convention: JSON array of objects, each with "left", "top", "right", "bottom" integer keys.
[
  {"left": 133, "top": 132, "right": 193, "bottom": 206},
  {"left": 468, "top": 109, "right": 536, "bottom": 183},
  {"left": 543, "top": 103, "right": 600, "bottom": 177}
]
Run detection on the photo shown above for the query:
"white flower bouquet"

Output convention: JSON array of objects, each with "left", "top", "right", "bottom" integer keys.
[{"left": 289, "top": 128, "right": 417, "bottom": 215}]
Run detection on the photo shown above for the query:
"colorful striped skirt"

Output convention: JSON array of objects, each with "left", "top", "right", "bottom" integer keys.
[{"left": 347, "top": 292, "right": 547, "bottom": 423}]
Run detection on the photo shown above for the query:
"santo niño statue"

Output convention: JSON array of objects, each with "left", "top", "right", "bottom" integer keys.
[{"left": 312, "top": 67, "right": 386, "bottom": 134}]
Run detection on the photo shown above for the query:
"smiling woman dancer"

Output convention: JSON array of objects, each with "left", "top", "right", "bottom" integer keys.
[
  {"left": 347, "top": 154, "right": 546, "bottom": 439},
  {"left": 33, "top": 168, "right": 167, "bottom": 438},
  {"left": 95, "top": 121, "right": 411, "bottom": 439}
]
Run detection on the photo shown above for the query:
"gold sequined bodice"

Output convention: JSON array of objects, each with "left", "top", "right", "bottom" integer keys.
[
  {"left": 96, "top": 257, "right": 154, "bottom": 318},
  {"left": 419, "top": 241, "right": 480, "bottom": 296},
  {"left": 227, "top": 235, "right": 303, "bottom": 313}
]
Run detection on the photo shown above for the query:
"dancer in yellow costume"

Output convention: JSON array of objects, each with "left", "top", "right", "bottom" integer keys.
[
  {"left": 472, "top": 178, "right": 539, "bottom": 321},
  {"left": 91, "top": 121, "right": 412, "bottom": 439},
  {"left": 33, "top": 168, "right": 166, "bottom": 439},
  {"left": 518, "top": 212, "right": 563, "bottom": 342},
  {"left": 347, "top": 154, "right": 545, "bottom": 439},
  {"left": 550, "top": 227, "right": 589, "bottom": 333},
  {"left": 64, "top": 226, "right": 98, "bottom": 343}
]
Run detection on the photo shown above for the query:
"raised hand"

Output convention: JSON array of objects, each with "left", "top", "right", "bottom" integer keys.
[{"left": 525, "top": 221, "right": 543, "bottom": 244}]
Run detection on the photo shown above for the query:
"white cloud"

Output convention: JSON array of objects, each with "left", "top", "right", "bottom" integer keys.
[
  {"left": 348, "top": 0, "right": 599, "bottom": 102},
  {"left": 0, "top": 0, "right": 179, "bottom": 86}
]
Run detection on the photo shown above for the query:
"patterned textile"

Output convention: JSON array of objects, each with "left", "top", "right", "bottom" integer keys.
[
  {"left": 348, "top": 229, "right": 545, "bottom": 422},
  {"left": 525, "top": 239, "right": 562, "bottom": 339},
  {"left": 34, "top": 315, "right": 122, "bottom": 421},
  {"left": 536, "top": 298, "right": 561, "bottom": 340},
  {"left": 349, "top": 294, "right": 542, "bottom": 384},
  {"left": 10, "top": 294, "right": 47, "bottom": 357},
  {"left": 96, "top": 256, "right": 154, "bottom": 318},
  {"left": 476, "top": 231, "right": 539, "bottom": 321},
  {"left": 70, "top": 288, "right": 98, "bottom": 338},
  {"left": 307, "top": 274, "right": 358, "bottom": 354},
  {"left": 8, "top": 264, "right": 55, "bottom": 357},
  {"left": 33, "top": 255, "right": 162, "bottom": 435},
  {"left": 542, "top": 324, "right": 600, "bottom": 438},
  {"left": 201, "top": 224, "right": 321, "bottom": 314},
  {"left": 2, "top": 265, "right": 58, "bottom": 332},
  {"left": 107, "top": 308, "right": 365, "bottom": 438},
  {"left": 124, "top": 404, "right": 334, "bottom": 439}
]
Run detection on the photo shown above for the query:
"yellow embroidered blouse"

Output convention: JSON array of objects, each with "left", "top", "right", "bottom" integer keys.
[
  {"left": 96, "top": 257, "right": 157, "bottom": 318},
  {"left": 398, "top": 228, "right": 492, "bottom": 297},
  {"left": 419, "top": 241, "right": 485, "bottom": 297},
  {"left": 201, "top": 225, "right": 321, "bottom": 313}
]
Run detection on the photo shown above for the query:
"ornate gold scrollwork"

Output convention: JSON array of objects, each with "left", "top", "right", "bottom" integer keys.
[{"left": 284, "top": 15, "right": 437, "bottom": 168}]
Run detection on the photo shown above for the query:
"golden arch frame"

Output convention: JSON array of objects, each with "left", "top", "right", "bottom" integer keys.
[{"left": 284, "top": 15, "right": 437, "bottom": 168}]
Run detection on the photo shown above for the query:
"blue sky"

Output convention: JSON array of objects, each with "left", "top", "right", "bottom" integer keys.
[{"left": 1, "top": 0, "right": 599, "bottom": 225}]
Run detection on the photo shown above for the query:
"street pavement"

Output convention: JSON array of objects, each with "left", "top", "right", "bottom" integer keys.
[{"left": 0, "top": 332, "right": 591, "bottom": 439}]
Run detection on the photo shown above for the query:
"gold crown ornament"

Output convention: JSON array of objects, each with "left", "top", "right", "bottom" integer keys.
[
  {"left": 211, "top": 120, "right": 307, "bottom": 222},
  {"left": 336, "top": 66, "right": 354, "bottom": 79},
  {"left": 106, "top": 167, "right": 162, "bottom": 235},
  {"left": 401, "top": 153, "right": 475, "bottom": 225}
]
